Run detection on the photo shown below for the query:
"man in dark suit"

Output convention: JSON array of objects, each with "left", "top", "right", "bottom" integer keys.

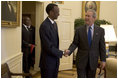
[
  {"left": 39, "top": 3, "right": 68, "bottom": 78},
  {"left": 22, "top": 16, "right": 35, "bottom": 74},
  {"left": 65, "top": 9, "right": 106, "bottom": 78}
]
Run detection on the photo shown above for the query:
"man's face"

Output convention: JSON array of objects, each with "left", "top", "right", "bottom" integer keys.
[
  {"left": 51, "top": 6, "right": 60, "bottom": 19},
  {"left": 24, "top": 17, "right": 31, "bottom": 26},
  {"left": 85, "top": 11, "right": 96, "bottom": 26}
]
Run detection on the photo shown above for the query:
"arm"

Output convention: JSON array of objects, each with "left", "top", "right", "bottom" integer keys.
[
  {"left": 99, "top": 29, "right": 106, "bottom": 62},
  {"left": 22, "top": 26, "right": 31, "bottom": 47},
  {"left": 22, "top": 40, "right": 31, "bottom": 47},
  {"left": 68, "top": 28, "right": 79, "bottom": 55},
  {"left": 99, "top": 29, "right": 106, "bottom": 69},
  {"left": 40, "top": 24, "right": 63, "bottom": 58}
]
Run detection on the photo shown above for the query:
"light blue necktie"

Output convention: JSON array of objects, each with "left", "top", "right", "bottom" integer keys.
[{"left": 88, "top": 27, "right": 92, "bottom": 47}]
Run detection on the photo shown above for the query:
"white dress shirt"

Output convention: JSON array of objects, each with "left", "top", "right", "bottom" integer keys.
[
  {"left": 23, "top": 24, "right": 30, "bottom": 31},
  {"left": 48, "top": 17, "right": 54, "bottom": 24}
]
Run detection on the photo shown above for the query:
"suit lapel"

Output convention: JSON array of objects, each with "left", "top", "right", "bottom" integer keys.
[
  {"left": 46, "top": 18, "right": 59, "bottom": 40},
  {"left": 23, "top": 25, "right": 29, "bottom": 32},
  {"left": 50, "top": 22, "right": 58, "bottom": 36},
  {"left": 46, "top": 18, "right": 57, "bottom": 34},
  {"left": 83, "top": 25, "right": 89, "bottom": 48},
  {"left": 91, "top": 25, "right": 98, "bottom": 48}
]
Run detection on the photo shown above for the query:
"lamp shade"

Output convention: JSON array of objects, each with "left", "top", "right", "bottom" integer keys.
[{"left": 100, "top": 25, "right": 117, "bottom": 42}]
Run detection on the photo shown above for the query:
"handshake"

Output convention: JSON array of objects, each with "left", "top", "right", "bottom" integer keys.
[{"left": 63, "top": 50, "right": 70, "bottom": 57}]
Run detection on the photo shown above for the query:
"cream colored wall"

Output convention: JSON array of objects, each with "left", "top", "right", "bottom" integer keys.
[
  {"left": 1, "top": 27, "right": 21, "bottom": 63},
  {"left": 43, "top": 1, "right": 82, "bottom": 22},
  {"left": 1, "top": 2, "right": 22, "bottom": 75},
  {"left": 63, "top": 1, "right": 82, "bottom": 19},
  {"left": 100, "top": 1, "right": 117, "bottom": 35}
]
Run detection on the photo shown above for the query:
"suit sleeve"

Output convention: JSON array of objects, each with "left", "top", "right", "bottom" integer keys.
[
  {"left": 22, "top": 40, "right": 30, "bottom": 47},
  {"left": 40, "top": 24, "right": 63, "bottom": 58},
  {"left": 68, "top": 28, "right": 79, "bottom": 55},
  {"left": 99, "top": 29, "right": 106, "bottom": 62},
  {"left": 22, "top": 28, "right": 30, "bottom": 48}
]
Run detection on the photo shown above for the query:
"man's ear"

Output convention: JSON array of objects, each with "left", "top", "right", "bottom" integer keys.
[{"left": 49, "top": 11, "right": 53, "bottom": 16}]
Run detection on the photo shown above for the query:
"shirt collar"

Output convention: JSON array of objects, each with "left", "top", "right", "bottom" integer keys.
[
  {"left": 48, "top": 17, "right": 54, "bottom": 24},
  {"left": 91, "top": 24, "right": 94, "bottom": 30},
  {"left": 87, "top": 24, "right": 94, "bottom": 30},
  {"left": 23, "top": 24, "right": 27, "bottom": 28},
  {"left": 23, "top": 24, "right": 30, "bottom": 28}
]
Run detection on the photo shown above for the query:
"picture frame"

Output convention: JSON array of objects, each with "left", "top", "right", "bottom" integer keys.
[
  {"left": 1, "top": 1, "right": 20, "bottom": 27},
  {"left": 82, "top": 1, "right": 100, "bottom": 19},
  {"left": 52, "top": 1, "right": 64, "bottom": 4}
]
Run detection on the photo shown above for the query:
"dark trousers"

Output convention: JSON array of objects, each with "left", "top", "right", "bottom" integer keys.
[
  {"left": 40, "top": 65, "right": 59, "bottom": 78},
  {"left": 22, "top": 48, "right": 31, "bottom": 73},
  {"left": 77, "top": 62, "right": 97, "bottom": 78}
]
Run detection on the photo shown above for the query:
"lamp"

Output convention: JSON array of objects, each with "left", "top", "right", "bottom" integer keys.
[{"left": 100, "top": 25, "right": 117, "bottom": 57}]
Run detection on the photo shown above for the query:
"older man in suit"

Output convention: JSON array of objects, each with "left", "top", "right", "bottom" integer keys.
[
  {"left": 22, "top": 16, "right": 35, "bottom": 74},
  {"left": 39, "top": 3, "right": 68, "bottom": 78},
  {"left": 65, "top": 9, "right": 106, "bottom": 78}
]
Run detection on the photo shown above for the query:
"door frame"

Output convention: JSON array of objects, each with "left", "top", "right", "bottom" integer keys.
[{"left": 34, "top": 1, "right": 44, "bottom": 71}]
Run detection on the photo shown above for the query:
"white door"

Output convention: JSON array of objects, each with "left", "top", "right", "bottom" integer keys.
[{"left": 56, "top": 5, "right": 74, "bottom": 70}]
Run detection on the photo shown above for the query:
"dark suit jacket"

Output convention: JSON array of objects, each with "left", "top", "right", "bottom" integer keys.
[
  {"left": 22, "top": 24, "right": 35, "bottom": 52},
  {"left": 39, "top": 18, "right": 63, "bottom": 69},
  {"left": 69, "top": 25, "right": 106, "bottom": 70}
]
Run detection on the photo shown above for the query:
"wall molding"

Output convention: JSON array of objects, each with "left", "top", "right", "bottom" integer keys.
[{"left": 2, "top": 52, "right": 23, "bottom": 78}]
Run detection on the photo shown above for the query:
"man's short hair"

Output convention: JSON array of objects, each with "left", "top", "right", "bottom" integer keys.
[
  {"left": 87, "top": 9, "right": 97, "bottom": 18},
  {"left": 46, "top": 3, "right": 58, "bottom": 14}
]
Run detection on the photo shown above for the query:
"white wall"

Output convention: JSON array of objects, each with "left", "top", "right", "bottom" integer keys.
[
  {"left": 100, "top": 1, "right": 117, "bottom": 35},
  {"left": 1, "top": 27, "right": 21, "bottom": 63},
  {"left": 1, "top": 2, "right": 22, "bottom": 75},
  {"left": 63, "top": 1, "right": 82, "bottom": 20},
  {"left": 43, "top": 1, "right": 82, "bottom": 22}
]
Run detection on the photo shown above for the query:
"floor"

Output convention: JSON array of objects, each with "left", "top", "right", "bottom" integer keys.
[{"left": 31, "top": 65, "right": 104, "bottom": 78}]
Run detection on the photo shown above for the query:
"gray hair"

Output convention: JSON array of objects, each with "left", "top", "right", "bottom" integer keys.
[{"left": 87, "top": 9, "right": 97, "bottom": 18}]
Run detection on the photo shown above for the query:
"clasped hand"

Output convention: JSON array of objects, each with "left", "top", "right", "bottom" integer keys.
[{"left": 63, "top": 50, "right": 70, "bottom": 57}]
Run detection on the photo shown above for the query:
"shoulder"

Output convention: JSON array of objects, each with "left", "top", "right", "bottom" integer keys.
[
  {"left": 40, "top": 18, "right": 51, "bottom": 32},
  {"left": 41, "top": 18, "right": 50, "bottom": 27},
  {"left": 75, "top": 25, "right": 85, "bottom": 32},
  {"left": 22, "top": 24, "right": 25, "bottom": 29},
  {"left": 40, "top": 20, "right": 49, "bottom": 29},
  {"left": 95, "top": 25, "right": 104, "bottom": 32}
]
